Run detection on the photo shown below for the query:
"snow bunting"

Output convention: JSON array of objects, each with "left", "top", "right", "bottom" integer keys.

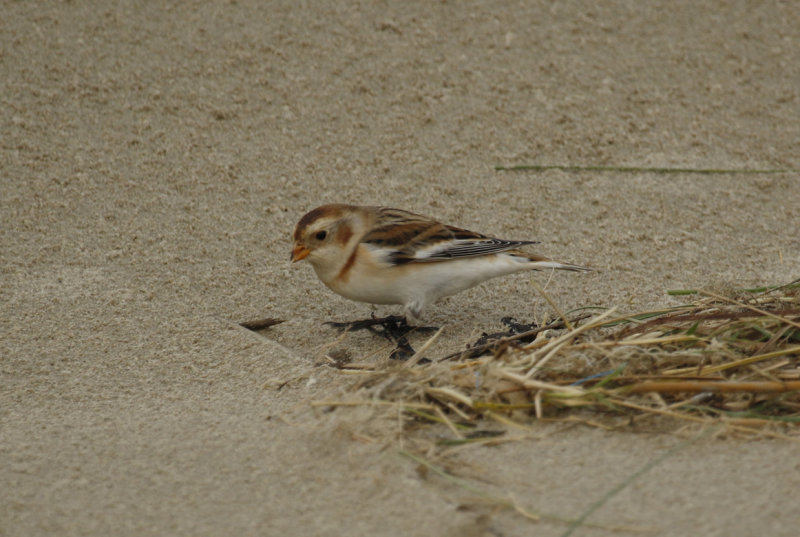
[{"left": 291, "top": 204, "right": 593, "bottom": 320}]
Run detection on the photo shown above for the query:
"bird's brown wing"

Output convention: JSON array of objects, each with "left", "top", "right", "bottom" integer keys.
[{"left": 363, "top": 207, "right": 538, "bottom": 265}]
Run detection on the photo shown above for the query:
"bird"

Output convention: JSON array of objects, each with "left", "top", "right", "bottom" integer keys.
[{"left": 291, "top": 204, "right": 593, "bottom": 321}]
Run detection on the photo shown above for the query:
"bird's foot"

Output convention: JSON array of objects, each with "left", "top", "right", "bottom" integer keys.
[{"left": 325, "top": 314, "right": 437, "bottom": 361}]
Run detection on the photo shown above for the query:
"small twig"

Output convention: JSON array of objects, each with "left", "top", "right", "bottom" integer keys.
[{"left": 239, "top": 318, "right": 285, "bottom": 330}]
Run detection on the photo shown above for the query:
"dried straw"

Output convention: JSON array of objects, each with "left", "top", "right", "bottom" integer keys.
[{"left": 321, "top": 281, "right": 800, "bottom": 438}]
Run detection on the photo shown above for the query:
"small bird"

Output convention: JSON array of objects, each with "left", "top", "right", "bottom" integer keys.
[{"left": 291, "top": 204, "right": 593, "bottom": 321}]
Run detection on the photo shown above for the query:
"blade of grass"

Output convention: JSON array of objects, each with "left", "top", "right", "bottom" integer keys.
[
  {"left": 698, "top": 289, "right": 800, "bottom": 330},
  {"left": 405, "top": 326, "right": 445, "bottom": 367},
  {"left": 559, "top": 426, "right": 718, "bottom": 537},
  {"left": 530, "top": 277, "right": 574, "bottom": 331},
  {"left": 663, "top": 345, "right": 800, "bottom": 376},
  {"left": 622, "top": 380, "right": 800, "bottom": 394},
  {"left": 567, "top": 334, "right": 702, "bottom": 349},
  {"left": 598, "top": 306, "right": 695, "bottom": 327},
  {"left": 398, "top": 449, "right": 541, "bottom": 521},
  {"left": 669, "top": 281, "right": 800, "bottom": 295},
  {"left": 685, "top": 405, "right": 800, "bottom": 423},
  {"left": 524, "top": 307, "right": 619, "bottom": 378},
  {"left": 401, "top": 450, "right": 658, "bottom": 532},
  {"left": 311, "top": 399, "right": 436, "bottom": 410},
  {"left": 495, "top": 164, "right": 795, "bottom": 174}
]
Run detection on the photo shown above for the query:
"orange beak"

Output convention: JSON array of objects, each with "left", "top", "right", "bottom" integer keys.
[{"left": 291, "top": 243, "right": 310, "bottom": 263}]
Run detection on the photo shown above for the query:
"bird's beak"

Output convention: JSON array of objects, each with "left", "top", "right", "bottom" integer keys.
[{"left": 291, "top": 243, "right": 310, "bottom": 263}]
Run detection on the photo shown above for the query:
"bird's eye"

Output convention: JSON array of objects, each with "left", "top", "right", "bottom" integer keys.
[{"left": 315, "top": 230, "right": 327, "bottom": 241}]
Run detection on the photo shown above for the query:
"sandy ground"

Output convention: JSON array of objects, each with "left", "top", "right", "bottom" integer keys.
[{"left": 2, "top": 1, "right": 799, "bottom": 535}]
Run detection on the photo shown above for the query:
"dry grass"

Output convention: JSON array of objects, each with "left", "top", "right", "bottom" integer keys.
[{"left": 316, "top": 280, "right": 800, "bottom": 440}]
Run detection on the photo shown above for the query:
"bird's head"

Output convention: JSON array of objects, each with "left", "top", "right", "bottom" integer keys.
[{"left": 291, "top": 204, "right": 368, "bottom": 275}]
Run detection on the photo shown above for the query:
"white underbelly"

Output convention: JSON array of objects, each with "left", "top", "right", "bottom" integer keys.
[{"left": 326, "top": 255, "right": 529, "bottom": 306}]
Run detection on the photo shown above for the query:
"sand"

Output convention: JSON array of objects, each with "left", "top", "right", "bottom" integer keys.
[{"left": 2, "top": 1, "right": 799, "bottom": 535}]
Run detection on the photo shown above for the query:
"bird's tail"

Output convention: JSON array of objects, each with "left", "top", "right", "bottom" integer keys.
[
  {"left": 512, "top": 252, "right": 596, "bottom": 272},
  {"left": 531, "top": 260, "right": 595, "bottom": 272}
]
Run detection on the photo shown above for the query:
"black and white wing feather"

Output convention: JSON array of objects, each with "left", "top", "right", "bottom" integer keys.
[{"left": 362, "top": 207, "right": 539, "bottom": 265}]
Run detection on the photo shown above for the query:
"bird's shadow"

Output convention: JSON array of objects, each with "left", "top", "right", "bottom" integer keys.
[
  {"left": 324, "top": 315, "right": 546, "bottom": 362},
  {"left": 325, "top": 315, "right": 438, "bottom": 360}
]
